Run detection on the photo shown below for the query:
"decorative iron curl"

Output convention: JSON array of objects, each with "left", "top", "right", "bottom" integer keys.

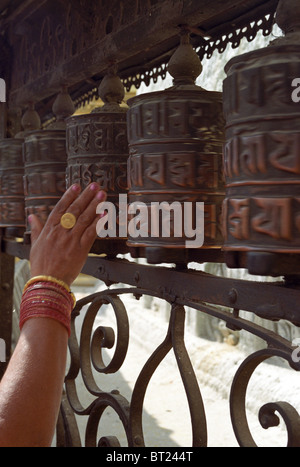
[
  {"left": 129, "top": 302, "right": 207, "bottom": 447},
  {"left": 56, "top": 392, "right": 82, "bottom": 447},
  {"left": 170, "top": 298, "right": 300, "bottom": 447},
  {"left": 85, "top": 392, "right": 130, "bottom": 447},
  {"left": 64, "top": 290, "right": 131, "bottom": 446},
  {"left": 62, "top": 288, "right": 208, "bottom": 447},
  {"left": 230, "top": 348, "right": 300, "bottom": 447}
]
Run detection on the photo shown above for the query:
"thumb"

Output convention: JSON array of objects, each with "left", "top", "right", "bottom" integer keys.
[{"left": 28, "top": 214, "right": 44, "bottom": 245}]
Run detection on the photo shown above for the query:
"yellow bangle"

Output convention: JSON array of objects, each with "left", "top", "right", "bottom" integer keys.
[{"left": 23, "top": 275, "right": 76, "bottom": 308}]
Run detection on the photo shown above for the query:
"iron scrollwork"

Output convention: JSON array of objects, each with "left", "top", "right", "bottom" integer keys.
[
  {"left": 57, "top": 280, "right": 300, "bottom": 448},
  {"left": 58, "top": 287, "right": 207, "bottom": 447},
  {"left": 230, "top": 348, "right": 300, "bottom": 448},
  {"left": 63, "top": 291, "right": 130, "bottom": 447}
]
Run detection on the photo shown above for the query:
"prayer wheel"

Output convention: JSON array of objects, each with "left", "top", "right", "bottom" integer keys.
[
  {"left": 23, "top": 87, "right": 74, "bottom": 241},
  {"left": 0, "top": 104, "right": 40, "bottom": 237},
  {"left": 127, "top": 31, "right": 225, "bottom": 264},
  {"left": 66, "top": 68, "right": 129, "bottom": 255},
  {"left": 222, "top": 0, "right": 300, "bottom": 276},
  {"left": 0, "top": 138, "right": 25, "bottom": 237}
]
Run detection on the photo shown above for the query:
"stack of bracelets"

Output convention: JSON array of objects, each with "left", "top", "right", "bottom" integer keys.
[{"left": 19, "top": 276, "right": 76, "bottom": 337}]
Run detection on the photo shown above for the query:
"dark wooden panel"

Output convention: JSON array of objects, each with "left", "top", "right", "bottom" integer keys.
[{"left": 1, "top": 0, "right": 278, "bottom": 110}]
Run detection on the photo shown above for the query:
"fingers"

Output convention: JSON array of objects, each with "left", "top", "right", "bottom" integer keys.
[
  {"left": 59, "top": 183, "right": 106, "bottom": 239},
  {"left": 73, "top": 189, "right": 106, "bottom": 235},
  {"left": 47, "top": 184, "right": 82, "bottom": 226},
  {"left": 28, "top": 183, "right": 107, "bottom": 286},
  {"left": 65, "top": 183, "right": 104, "bottom": 226},
  {"left": 34, "top": 182, "right": 107, "bottom": 246},
  {"left": 80, "top": 210, "right": 104, "bottom": 247},
  {"left": 46, "top": 182, "right": 104, "bottom": 229}
]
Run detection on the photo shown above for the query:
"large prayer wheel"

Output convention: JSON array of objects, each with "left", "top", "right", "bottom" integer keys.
[
  {"left": 66, "top": 69, "right": 129, "bottom": 255},
  {"left": 0, "top": 104, "right": 40, "bottom": 237},
  {"left": 127, "top": 31, "right": 225, "bottom": 264},
  {"left": 0, "top": 138, "right": 25, "bottom": 236},
  {"left": 222, "top": 0, "right": 300, "bottom": 276},
  {"left": 23, "top": 87, "right": 74, "bottom": 241}
]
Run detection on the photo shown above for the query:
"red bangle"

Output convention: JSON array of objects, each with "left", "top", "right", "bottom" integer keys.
[
  {"left": 21, "top": 299, "right": 71, "bottom": 319},
  {"left": 22, "top": 291, "right": 72, "bottom": 315},
  {"left": 19, "top": 308, "right": 71, "bottom": 336},
  {"left": 19, "top": 280, "right": 75, "bottom": 336},
  {"left": 23, "top": 282, "right": 75, "bottom": 309}
]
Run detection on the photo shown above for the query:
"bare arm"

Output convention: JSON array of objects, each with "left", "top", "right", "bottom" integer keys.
[
  {"left": 0, "top": 182, "right": 105, "bottom": 447},
  {"left": 0, "top": 318, "right": 68, "bottom": 447}
]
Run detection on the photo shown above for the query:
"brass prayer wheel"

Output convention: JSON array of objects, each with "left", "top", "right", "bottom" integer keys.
[
  {"left": 127, "top": 31, "right": 225, "bottom": 264},
  {"left": 23, "top": 87, "right": 74, "bottom": 241},
  {"left": 0, "top": 138, "right": 25, "bottom": 236},
  {"left": 0, "top": 104, "right": 41, "bottom": 237},
  {"left": 222, "top": 0, "right": 300, "bottom": 276},
  {"left": 66, "top": 68, "right": 129, "bottom": 255}
]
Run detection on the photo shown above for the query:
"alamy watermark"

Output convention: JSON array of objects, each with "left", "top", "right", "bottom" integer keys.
[
  {"left": 0, "top": 338, "right": 6, "bottom": 363},
  {"left": 96, "top": 194, "right": 205, "bottom": 248},
  {"left": 0, "top": 78, "right": 6, "bottom": 103},
  {"left": 291, "top": 78, "right": 300, "bottom": 103}
]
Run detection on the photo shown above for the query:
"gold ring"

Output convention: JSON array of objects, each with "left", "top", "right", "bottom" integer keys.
[{"left": 60, "top": 213, "right": 77, "bottom": 230}]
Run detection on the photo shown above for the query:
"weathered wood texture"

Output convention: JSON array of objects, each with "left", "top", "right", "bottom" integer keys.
[{"left": 0, "top": 0, "right": 278, "bottom": 114}]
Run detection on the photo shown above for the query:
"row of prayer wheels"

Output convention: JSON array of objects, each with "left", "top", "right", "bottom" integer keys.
[
  {"left": 0, "top": 88, "right": 75, "bottom": 242},
  {"left": 1, "top": 0, "right": 300, "bottom": 276}
]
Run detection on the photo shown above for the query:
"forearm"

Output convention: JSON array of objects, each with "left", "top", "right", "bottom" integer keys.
[
  {"left": 0, "top": 183, "right": 105, "bottom": 447},
  {"left": 0, "top": 318, "right": 68, "bottom": 447}
]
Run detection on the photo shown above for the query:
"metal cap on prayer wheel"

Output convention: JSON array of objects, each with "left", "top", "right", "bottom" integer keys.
[
  {"left": 23, "top": 87, "right": 74, "bottom": 241},
  {"left": 0, "top": 104, "right": 41, "bottom": 237},
  {"left": 127, "top": 30, "right": 225, "bottom": 264},
  {"left": 222, "top": 0, "right": 300, "bottom": 276},
  {"left": 66, "top": 67, "right": 129, "bottom": 256}
]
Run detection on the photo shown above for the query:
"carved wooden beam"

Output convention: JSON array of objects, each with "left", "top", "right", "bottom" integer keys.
[{"left": 2, "top": 0, "right": 278, "bottom": 111}]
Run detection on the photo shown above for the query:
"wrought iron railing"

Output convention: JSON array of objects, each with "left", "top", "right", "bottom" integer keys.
[
  {"left": 54, "top": 255, "right": 300, "bottom": 447},
  {"left": 3, "top": 241, "right": 300, "bottom": 447}
]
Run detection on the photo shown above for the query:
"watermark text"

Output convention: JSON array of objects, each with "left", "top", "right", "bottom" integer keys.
[
  {"left": 96, "top": 195, "right": 205, "bottom": 248},
  {"left": 0, "top": 338, "right": 6, "bottom": 363},
  {"left": 0, "top": 78, "right": 6, "bottom": 103},
  {"left": 291, "top": 78, "right": 300, "bottom": 103}
]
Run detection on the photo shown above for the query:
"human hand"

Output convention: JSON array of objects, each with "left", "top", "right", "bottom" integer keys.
[{"left": 29, "top": 183, "right": 106, "bottom": 286}]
